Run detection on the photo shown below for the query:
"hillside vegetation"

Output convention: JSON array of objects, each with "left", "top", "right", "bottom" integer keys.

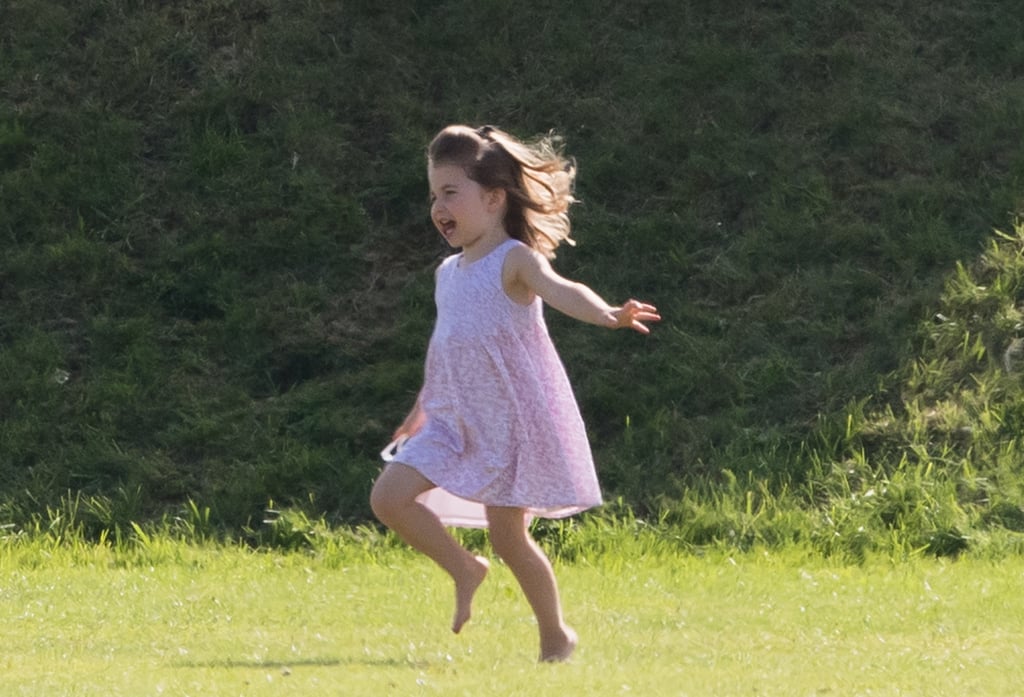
[{"left": 3, "top": 0, "right": 1024, "bottom": 555}]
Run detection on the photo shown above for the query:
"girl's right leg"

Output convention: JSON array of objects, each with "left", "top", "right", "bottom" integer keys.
[{"left": 370, "top": 463, "right": 489, "bottom": 633}]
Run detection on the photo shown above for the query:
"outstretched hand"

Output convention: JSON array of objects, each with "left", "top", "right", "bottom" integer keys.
[{"left": 610, "top": 300, "right": 661, "bottom": 334}]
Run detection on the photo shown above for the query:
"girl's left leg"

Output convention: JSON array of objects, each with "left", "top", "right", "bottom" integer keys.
[{"left": 485, "top": 506, "right": 577, "bottom": 662}]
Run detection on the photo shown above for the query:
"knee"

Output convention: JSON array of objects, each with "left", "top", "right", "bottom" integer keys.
[
  {"left": 369, "top": 477, "right": 400, "bottom": 525},
  {"left": 369, "top": 470, "right": 420, "bottom": 525},
  {"left": 370, "top": 463, "right": 432, "bottom": 526}
]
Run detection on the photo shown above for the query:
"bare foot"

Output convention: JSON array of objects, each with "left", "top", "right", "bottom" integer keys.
[
  {"left": 452, "top": 555, "right": 489, "bottom": 634},
  {"left": 540, "top": 626, "right": 578, "bottom": 662}
]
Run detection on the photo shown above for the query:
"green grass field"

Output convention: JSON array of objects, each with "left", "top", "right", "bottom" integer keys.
[{"left": 3, "top": 539, "right": 1024, "bottom": 696}]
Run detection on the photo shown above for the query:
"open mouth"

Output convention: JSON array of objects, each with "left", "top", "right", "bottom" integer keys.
[{"left": 439, "top": 220, "right": 456, "bottom": 238}]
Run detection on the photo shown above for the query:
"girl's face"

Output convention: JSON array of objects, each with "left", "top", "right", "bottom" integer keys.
[{"left": 428, "top": 162, "right": 504, "bottom": 250}]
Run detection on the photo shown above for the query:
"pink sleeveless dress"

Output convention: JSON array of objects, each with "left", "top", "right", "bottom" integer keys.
[{"left": 392, "top": 238, "right": 602, "bottom": 528}]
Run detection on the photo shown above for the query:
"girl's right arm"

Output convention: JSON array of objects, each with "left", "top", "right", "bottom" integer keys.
[
  {"left": 393, "top": 262, "right": 441, "bottom": 441},
  {"left": 393, "top": 392, "right": 427, "bottom": 440}
]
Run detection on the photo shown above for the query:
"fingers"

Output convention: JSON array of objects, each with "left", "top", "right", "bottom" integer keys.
[
  {"left": 624, "top": 299, "right": 661, "bottom": 333},
  {"left": 627, "top": 299, "right": 659, "bottom": 313},
  {"left": 609, "top": 299, "right": 661, "bottom": 333},
  {"left": 393, "top": 409, "right": 427, "bottom": 440}
]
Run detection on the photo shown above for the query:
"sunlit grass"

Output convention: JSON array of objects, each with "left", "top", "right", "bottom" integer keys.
[{"left": 3, "top": 537, "right": 1024, "bottom": 696}]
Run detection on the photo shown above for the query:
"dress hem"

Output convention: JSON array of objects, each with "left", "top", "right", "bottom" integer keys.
[{"left": 415, "top": 485, "right": 602, "bottom": 529}]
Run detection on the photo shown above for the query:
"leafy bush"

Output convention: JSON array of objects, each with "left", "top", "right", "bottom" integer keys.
[{"left": 2, "top": 0, "right": 1024, "bottom": 555}]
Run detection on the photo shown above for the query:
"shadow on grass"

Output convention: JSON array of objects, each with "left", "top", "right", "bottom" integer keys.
[{"left": 175, "top": 655, "right": 434, "bottom": 669}]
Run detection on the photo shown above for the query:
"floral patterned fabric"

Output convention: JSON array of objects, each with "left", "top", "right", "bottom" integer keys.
[{"left": 392, "top": 238, "right": 602, "bottom": 528}]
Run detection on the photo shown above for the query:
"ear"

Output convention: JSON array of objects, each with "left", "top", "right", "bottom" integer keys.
[{"left": 485, "top": 187, "right": 507, "bottom": 212}]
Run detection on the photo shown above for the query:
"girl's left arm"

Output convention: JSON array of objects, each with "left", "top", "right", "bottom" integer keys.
[{"left": 506, "top": 246, "right": 661, "bottom": 334}]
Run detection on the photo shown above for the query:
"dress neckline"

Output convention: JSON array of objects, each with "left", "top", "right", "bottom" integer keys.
[{"left": 457, "top": 237, "right": 518, "bottom": 269}]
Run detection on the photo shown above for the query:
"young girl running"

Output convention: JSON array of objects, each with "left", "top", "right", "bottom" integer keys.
[{"left": 370, "top": 124, "right": 660, "bottom": 662}]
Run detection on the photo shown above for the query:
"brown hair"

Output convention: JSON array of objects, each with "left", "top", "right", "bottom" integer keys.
[{"left": 427, "top": 124, "right": 577, "bottom": 259}]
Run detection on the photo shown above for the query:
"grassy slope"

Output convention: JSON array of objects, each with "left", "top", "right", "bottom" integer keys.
[{"left": 2, "top": 1, "right": 1024, "bottom": 542}]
